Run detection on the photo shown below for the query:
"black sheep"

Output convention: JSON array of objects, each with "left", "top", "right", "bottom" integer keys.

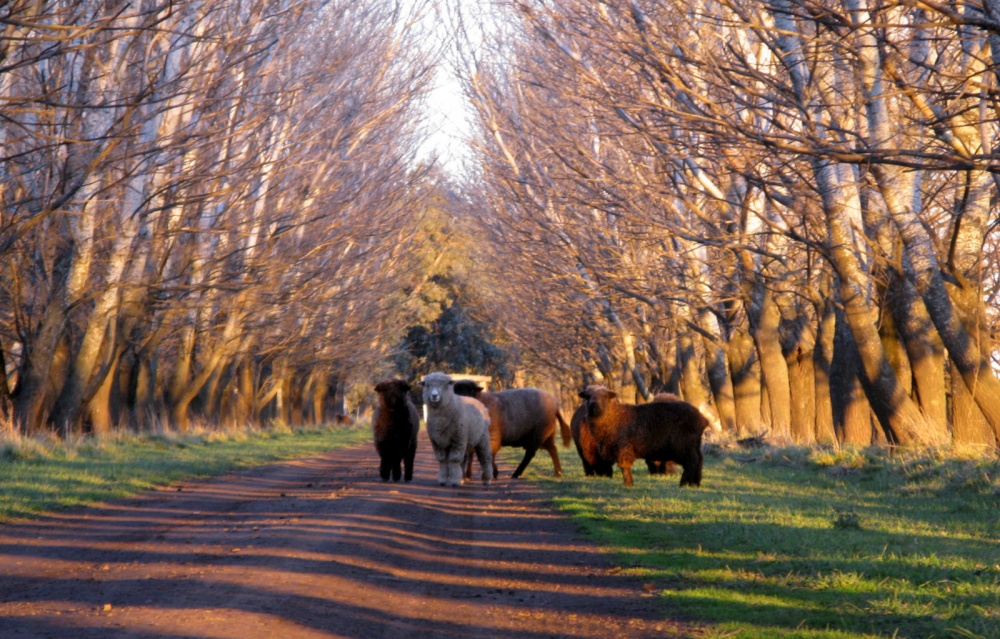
[
  {"left": 372, "top": 379, "right": 420, "bottom": 482},
  {"left": 578, "top": 386, "right": 709, "bottom": 487}
]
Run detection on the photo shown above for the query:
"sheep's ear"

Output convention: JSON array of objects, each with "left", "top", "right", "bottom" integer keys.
[
  {"left": 399, "top": 381, "right": 411, "bottom": 392},
  {"left": 607, "top": 390, "right": 618, "bottom": 399},
  {"left": 374, "top": 382, "right": 386, "bottom": 393},
  {"left": 578, "top": 390, "right": 589, "bottom": 399}
]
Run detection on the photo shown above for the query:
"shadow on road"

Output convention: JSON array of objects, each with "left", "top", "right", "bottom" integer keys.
[{"left": 0, "top": 438, "right": 694, "bottom": 638}]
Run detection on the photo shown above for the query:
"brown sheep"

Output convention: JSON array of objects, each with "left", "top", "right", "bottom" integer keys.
[
  {"left": 578, "top": 386, "right": 710, "bottom": 487},
  {"left": 453, "top": 381, "right": 571, "bottom": 479},
  {"left": 571, "top": 388, "right": 678, "bottom": 478},
  {"left": 372, "top": 379, "right": 420, "bottom": 482},
  {"left": 648, "top": 393, "right": 683, "bottom": 476}
]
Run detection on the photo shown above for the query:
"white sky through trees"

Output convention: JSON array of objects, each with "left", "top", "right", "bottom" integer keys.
[{"left": 411, "top": 0, "right": 477, "bottom": 173}]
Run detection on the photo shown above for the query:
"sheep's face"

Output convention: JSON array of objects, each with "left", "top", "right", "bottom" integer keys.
[
  {"left": 579, "top": 386, "right": 616, "bottom": 419},
  {"left": 452, "top": 380, "right": 484, "bottom": 399},
  {"left": 374, "top": 379, "right": 410, "bottom": 405},
  {"left": 422, "top": 372, "right": 454, "bottom": 408}
]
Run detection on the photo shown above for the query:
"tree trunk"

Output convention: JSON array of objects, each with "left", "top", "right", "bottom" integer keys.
[
  {"left": 884, "top": 269, "right": 947, "bottom": 438},
  {"left": 12, "top": 250, "right": 72, "bottom": 433},
  {"left": 856, "top": 2, "right": 999, "bottom": 447},
  {"left": 948, "top": 282, "right": 996, "bottom": 448},
  {"left": 816, "top": 160, "right": 939, "bottom": 446},
  {"left": 676, "top": 332, "right": 708, "bottom": 408},
  {"left": 727, "top": 328, "right": 762, "bottom": 436},
  {"left": 309, "top": 371, "right": 327, "bottom": 425},
  {"left": 750, "top": 288, "right": 791, "bottom": 439},
  {"left": 831, "top": 305, "right": 875, "bottom": 446},
  {"left": 813, "top": 297, "right": 837, "bottom": 445},
  {"left": 951, "top": 363, "right": 996, "bottom": 450},
  {"left": 783, "top": 315, "right": 816, "bottom": 444},
  {"left": 85, "top": 356, "right": 119, "bottom": 435}
]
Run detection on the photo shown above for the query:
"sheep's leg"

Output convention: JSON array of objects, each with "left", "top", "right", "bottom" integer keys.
[
  {"left": 577, "top": 444, "right": 596, "bottom": 476},
  {"left": 446, "top": 447, "right": 465, "bottom": 487},
  {"left": 475, "top": 443, "right": 493, "bottom": 486},
  {"left": 511, "top": 446, "right": 537, "bottom": 478},
  {"left": 391, "top": 459, "right": 402, "bottom": 482},
  {"left": 618, "top": 445, "right": 637, "bottom": 487},
  {"left": 491, "top": 441, "right": 501, "bottom": 479},
  {"left": 403, "top": 448, "right": 415, "bottom": 483},
  {"left": 434, "top": 448, "right": 448, "bottom": 485},
  {"left": 541, "top": 435, "right": 562, "bottom": 477},
  {"left": 447, "top": 462, "right": 464, "bottom": 486},
  {"left": 678, "top": 449, "right": 703, "bottom": 487},
  {"left": 379, "top": 457, "right": 392, "bottom": 482}
]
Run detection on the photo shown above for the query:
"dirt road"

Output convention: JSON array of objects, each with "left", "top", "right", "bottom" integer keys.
[{"left": 0, "top": 439, "right": 696, "bottom": 638}]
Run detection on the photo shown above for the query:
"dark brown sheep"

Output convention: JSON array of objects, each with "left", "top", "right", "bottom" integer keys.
[
  {"left": 571, "top": 388, "right": 677, "bottom": 478},
  {"left": 570, "top": 401, "right": 614, "bottom": 477},
  {"left": 647, "top": 393, "right": 682, "bottom": 476},
  {"left": 578, "top": 386, "right": 709, "bottom": 487},
  {"left": 372, "top": 379, "right": 420, "bottom": 482},
  {"left": 454, "top": 381, "right": 571, "bottom": 479}
]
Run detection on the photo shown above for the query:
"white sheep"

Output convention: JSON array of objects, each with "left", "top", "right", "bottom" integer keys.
[{"left": 422, "top": 372, "right": 493, "bottom": 487}]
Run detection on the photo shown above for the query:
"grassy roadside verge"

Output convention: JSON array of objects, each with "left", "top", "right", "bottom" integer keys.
[
  {"left": 518, "top": 444, "right": 1000, "bottom": 639},
  {"left": 0, "top": 423, "right": 370, "bottom": 522}
]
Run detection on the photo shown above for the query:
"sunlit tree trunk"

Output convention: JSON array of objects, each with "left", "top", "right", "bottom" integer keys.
[
  {"left": 727, "top": 325, "right": 762, "bottom": 436},
  {"left": 813, "top": 296, "right": 837, "bottom": 445},
  {"left": 749, "top": 287, "right": 791, "bottom": 439},
  {"left": 857, "top": 0, "right": 999, "bottom": 447},
  {"left": 783, "top": 311, "right": 816, "bottom": 444}
]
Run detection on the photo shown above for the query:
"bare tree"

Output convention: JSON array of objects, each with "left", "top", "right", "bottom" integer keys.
[
  {"left": 456, "top": 0, "right": 1000, "bottom": 450},
  {"left": 1, "top": 0, "right": 436, "bottom": 434}
]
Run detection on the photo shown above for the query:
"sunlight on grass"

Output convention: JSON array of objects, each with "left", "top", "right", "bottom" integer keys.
[
  {"left": 0, "top": 424, "right": 370, "bottom": 522},
  {"left": 523, "top": 443, "right": 1000, "bottom": 639}
]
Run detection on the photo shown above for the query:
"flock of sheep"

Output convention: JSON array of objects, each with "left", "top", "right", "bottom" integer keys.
[{"left": 371, "top": 372, "right": 714, "bottom": 488}]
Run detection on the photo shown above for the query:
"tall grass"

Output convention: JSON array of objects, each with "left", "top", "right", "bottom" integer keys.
[
  {"left": 517, "top": 441, "right": 1000, "bottom": 639},
  {"left": 0, "top": 421, "right": 370, "bottom": 522}
]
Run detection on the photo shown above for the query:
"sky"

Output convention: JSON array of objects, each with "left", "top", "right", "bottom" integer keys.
[
  {"left": 410, "top": 0, "right": 481, "bottom": 175},
  {"left": 420, "top": 69, "right": 474, "bottom": 174}
]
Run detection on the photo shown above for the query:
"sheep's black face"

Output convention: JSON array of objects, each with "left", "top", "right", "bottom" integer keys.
[
  {"left": 453, "top": 380, "right": 483, "bottom": 398},
  {"left": 375, "top": 379, "right": 410, "bottom": 405},
  {"left": 585, "top": 397, "right": 603, "bottom": 419}
]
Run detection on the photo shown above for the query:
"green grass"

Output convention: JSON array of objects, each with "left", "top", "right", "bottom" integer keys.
[
  {"left": 0, "top": 423, "right": 370, "bottom": 522},
  {"left": 514, "top": 443, "right": 1000, "bottom": 639}
]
